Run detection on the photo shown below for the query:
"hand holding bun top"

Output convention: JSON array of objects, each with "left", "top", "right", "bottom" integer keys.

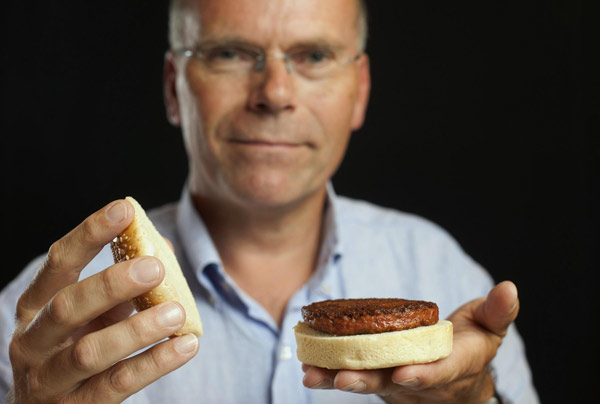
[
  {"left": 7, "top": 200, "right": 199, "bottom": 404},
  {"left": 301, "top": 281, "right": 519, "bottom": 404}
]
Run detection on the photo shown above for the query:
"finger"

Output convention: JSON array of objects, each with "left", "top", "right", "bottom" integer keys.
[
  {"left": 332, "top": 368, "right": 397, "bottom": 395},
  {"left": 392, "top": 363, "right": 495, "bottom": 402},
  {"left": 17, "top": 200, "right": 134, "bottom": 321},
  {"left": 21, "top": 257, "right": 164, "bottom": 356},
  {"left": 389, "top": 330, "right": 498, "bottom": 391},
  {"left": 36, "top": 301, "right": 186, "bottom": 397},
  {"left": 70, "top": 333, "right": 198, "bottom": 404},
  {"left": 302, "top": 366, "right": 338, "bottom": 389},
  {"left": 163, "top": 237, "right": 174, "bottom": 252},
  {"left": 475, "top": 280, "right": 519, "bottom": 337},
  {"left": 390, "top": 356, "right": 460, "bottom": 391},
  {"left": 98, "top": 301, "right": 137, "bottom": 328},
  {"left": 70, "top": 302, "right": 137, "bottom": 342}
]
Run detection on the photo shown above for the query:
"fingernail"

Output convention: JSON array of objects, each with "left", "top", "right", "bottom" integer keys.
[
  {"left": 305, "top": 379, "right": 333, "bottom": 389},
  {"left": 510, "top": 298, "right": 519, "bottom": 312},
  {"left": 106, "top": 201, "right": 128, "bottom": 223},
  {"left": 309, "top": 380, "right": 333, "bottom": 390},
  {"left": 174, "top": 334, "right": 198, "bottom": 354},
  {"left": 395, "top": 377, "right": 420, "bottom": 388},
  {"left": 130, "top": 258, "right": 161, "bottom": 284},
  {"left": 342, "top": 380, "right": 367, "bottom": 393},
  {"left": 157, "top": 302, "right": 184, "bottom": 328}
]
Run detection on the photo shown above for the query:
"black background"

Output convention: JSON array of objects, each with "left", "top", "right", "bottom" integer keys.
[{"left": 1, "top": 1, "right": 597, "bottom": 403}]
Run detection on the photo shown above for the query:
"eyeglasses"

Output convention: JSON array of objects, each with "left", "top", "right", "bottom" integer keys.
[{"left": 172, "top": 44, "right": 361, "bottom": 80}]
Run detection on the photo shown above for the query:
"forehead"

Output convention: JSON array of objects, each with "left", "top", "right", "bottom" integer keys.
[{"left": 189, "top": 0, "right": 359, "bottom": 49}]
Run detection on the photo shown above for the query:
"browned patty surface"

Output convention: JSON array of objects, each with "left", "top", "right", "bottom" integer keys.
[{"left": 301, "top": 298, "right": 439, "bottom": 336}]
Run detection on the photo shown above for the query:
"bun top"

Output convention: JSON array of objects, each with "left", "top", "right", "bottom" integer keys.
[{"left": 112, "top": 197, "right": 203, "bottom": 337}]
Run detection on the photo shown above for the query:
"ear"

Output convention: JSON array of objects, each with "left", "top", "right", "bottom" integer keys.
[
  {"left": 350, "top": 53, "right": 371, "bottom": 130},
  {"left": 164, "top": 51, "right": 182, "bottom": 127}
]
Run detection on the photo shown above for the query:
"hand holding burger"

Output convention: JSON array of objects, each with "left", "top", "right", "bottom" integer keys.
[
  {"left": 295, "top": 298, "right": 453, "bottom": 370},
  {"left": 300, "top": 281, "right": 519, "bottom": 404}
]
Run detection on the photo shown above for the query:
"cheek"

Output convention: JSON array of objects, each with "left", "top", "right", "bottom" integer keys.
[
  {"left": 305, "top": 80, "right": 357, "bottom": 160},
  {"left": 181, "top": 67, "right": 246, "bottom": 154},
  {"left": 185, "top": 69, "right": 233, "bottom": 132}
]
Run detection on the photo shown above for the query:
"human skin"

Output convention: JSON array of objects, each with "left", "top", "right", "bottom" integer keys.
[
  {"left": 165, "top": 0, "right": 370, "bottom": 213},
  {"left": 7, "top": 0, "right": 517, "bottom": 402},
  {"left": 7, "top": 0, "right": 371, "bottom": 401},
  {"left": 163, "top": 1, "right": 516, "bottom": 402},
  {"left": 301, "top": 281, "right": 519, "bottom": 403},
  {"left": 163, "top": 0, "right": 371, "bottom": 325},
  {"left": 7, "top": 200, "right": 199, "bottom": 403}
]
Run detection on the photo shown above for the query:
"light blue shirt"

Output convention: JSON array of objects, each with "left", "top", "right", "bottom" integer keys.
[{"left": 0, "top": 186, "right": 539, "bottom": 403}]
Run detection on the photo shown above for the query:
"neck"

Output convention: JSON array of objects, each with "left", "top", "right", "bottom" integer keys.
[{"left": 191, "top": 187, "right": 328, "bottom": 325}]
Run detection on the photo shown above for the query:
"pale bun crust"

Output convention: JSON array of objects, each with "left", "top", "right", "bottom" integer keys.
[
  {"left": 110, "top": 197, "right": 203, "bottom": 337},
  {"left": 294, "top": 320, "right": 452, "bottom": 369}
]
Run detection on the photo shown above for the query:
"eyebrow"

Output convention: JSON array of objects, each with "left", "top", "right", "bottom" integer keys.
[
  {"left": 195, "top": 36, "right": 348, "bottom": 53},
  {"left": 286, "top": 39, "right": 347, "bottom": 53},
  {"left": 194, "top": 36, "right": 261, "bottom": 49}
]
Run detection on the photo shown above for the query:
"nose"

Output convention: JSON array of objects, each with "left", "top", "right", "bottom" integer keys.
[{"left": 247, "top": 55, "right": 296, "bottom": 114}]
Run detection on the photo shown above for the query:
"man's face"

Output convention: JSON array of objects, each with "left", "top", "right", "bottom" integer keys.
[{"left": 166, "top": 0, "right": 370, "bottom": 211}]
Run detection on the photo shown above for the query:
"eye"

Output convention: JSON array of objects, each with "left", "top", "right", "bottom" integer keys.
[
  {"left": 219, "top": 49, "right": 237, "bottom": 59},
  {"left": 306, "top": 50, "right": 327, "bottom": 63},
  {"left": 207, "top": 47, "right": 242, "bottom": 61},
  {"left": 292, "top": 48, "right": 335, "bottom": 65}
]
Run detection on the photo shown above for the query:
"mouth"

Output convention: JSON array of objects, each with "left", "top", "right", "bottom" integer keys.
[{"left": 228, "top": 139, "right": 310, "bottom": 149}]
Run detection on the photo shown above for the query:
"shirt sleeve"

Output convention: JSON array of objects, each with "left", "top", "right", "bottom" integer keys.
[
  {"left": 432, "top": 227, "right": 540, "bottom": 403},
  {"left": 0, "top": 247, "right": 114, "bottom": 400},
  {"left": 435, "top": 229, "right": 540, "bottom": 403},
  {"left": 492, "top": 323, "right": 540, "bottom": 403},
  {"left": 0, "top": 256, "right": 46, "bottom": 399}
]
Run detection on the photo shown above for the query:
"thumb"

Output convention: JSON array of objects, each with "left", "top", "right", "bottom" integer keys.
[{"left": 475, "top": 280, "right": 520, "bottom": 337}]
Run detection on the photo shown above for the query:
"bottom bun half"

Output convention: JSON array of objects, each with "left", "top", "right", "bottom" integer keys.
[{"left": 294, "top": 320, "right": 453, "bottom": 370}]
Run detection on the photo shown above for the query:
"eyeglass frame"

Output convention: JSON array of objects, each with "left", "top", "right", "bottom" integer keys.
[{"left": 171, "top": 46, "right": 362, "bottom": 78}]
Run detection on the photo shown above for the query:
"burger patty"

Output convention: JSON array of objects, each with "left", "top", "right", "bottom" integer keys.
[{"left": 301, "top": 298, "right": 439, "bottom": 336}]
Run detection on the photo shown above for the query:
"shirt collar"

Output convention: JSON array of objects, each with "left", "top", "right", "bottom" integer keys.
[
  {"left": 175, "top": 182, "right": 344, "bottom": 304},
  {"left": 305, "top": 182, "right": 343, "bottom": 291},
  {"left": 175, "top": 186, "right": 223, "bottom": 300}
]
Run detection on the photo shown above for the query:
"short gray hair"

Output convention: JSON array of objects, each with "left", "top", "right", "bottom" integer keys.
[{"left": 169, "top": 0, "right": 369, "bottom": 53}]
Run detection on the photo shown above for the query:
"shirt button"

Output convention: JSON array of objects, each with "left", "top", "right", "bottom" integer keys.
[
  {"left": 280, "top": 345, "right": 293, "bottom": 361},
  {"left": 320, "top": 284, "right": 331, "bottom": 294}
]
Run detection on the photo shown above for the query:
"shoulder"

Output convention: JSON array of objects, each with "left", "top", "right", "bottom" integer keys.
[
  {"left": 334, "top": 196, "right": 494, "bottom": 314},
  {"left": 336, "top": 195, "right": 458, "bottom": 249}
]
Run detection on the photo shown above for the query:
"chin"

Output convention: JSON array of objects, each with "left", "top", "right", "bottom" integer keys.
[{"left": 226, "top": 173, "right": 322, "bottom": 212}]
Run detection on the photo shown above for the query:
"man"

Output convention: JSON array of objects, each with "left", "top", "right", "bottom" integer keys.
[{"left": 0, "top": 0, "right": 539, "bottom": 403}]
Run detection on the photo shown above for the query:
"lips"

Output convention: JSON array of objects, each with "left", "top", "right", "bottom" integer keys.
[
  {"left": 226, "top": 119, "right": 317, "bottom": 149},
  {"left": 229, "top": 139, "right": 304, "bottom": 148}
]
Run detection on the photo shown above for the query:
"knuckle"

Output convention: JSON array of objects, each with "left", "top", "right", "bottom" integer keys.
[
  {"left": 48, "top": 291, "right": 75, "bottom": 327},
  {"left": 71, "top": 336, "right": 100, "bottom": 373},
  {"left": 26, "top": 369, "right": 45, "bottom": 398},
  {"left": 8, "top": 345, "right": 45, "bottom": 399},
  {"left": 99, "top": 269, "right": 123, "bottom": 301},
  {"left": 45, "top": 238, "right": 78, "bottom": 274},
  {"left": 15, "top": 294, "right": 32, "bottom": 323},
  {"left": 126, "top": 313, "right": 150, "bottom": 341},
  {"left": 8, "top": 336, "right": 25, "bottom": 364},
  {"left": 45, "top": 241, "right": 64, "bottom": 270},
  {"left": 79, "top": 215, "right": 101, "bottom": 245},
  {"left": 107, "top": 361, "right": 137, "bottom": 394},
  {"left": 148, "top": 344, "right": 173, "bottom": 371}
]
